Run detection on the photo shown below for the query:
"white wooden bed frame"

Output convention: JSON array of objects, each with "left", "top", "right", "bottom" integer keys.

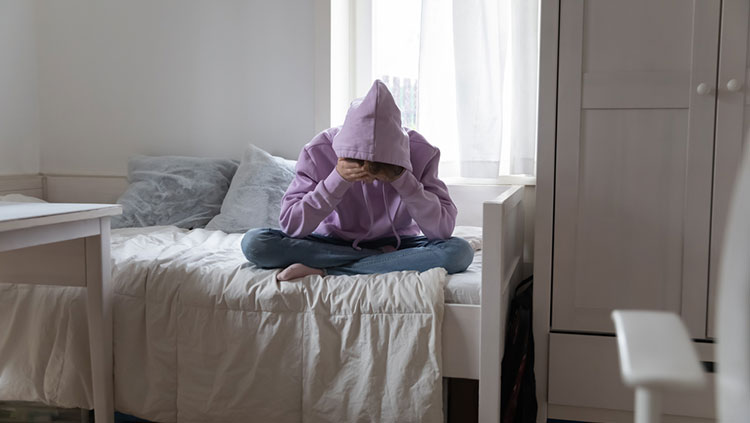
[{"left": 0, "top": 173, "right": 525, "bottom": 422}]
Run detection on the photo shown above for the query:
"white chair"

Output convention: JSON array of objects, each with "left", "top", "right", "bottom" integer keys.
[
  {"left": 612, "top": 135, "right": 750, "bottom": 423},
  {"left": 611, "top": 310, "right": 705, "bottom": 423}
]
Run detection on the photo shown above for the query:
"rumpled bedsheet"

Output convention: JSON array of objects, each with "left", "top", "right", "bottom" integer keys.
[{"left": 0, "top": 226, "right": 446, "bottom": 423}]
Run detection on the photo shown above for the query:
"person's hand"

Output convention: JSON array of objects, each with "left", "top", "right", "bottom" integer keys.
[
  {"left": 366, "top": 162, "right": 404, "bottom": 183},
  {"left": 336, "top": 158, "right": 371, "bottom": 182}
]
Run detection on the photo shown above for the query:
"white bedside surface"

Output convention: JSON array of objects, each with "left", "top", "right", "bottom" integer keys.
[
  {"left": 0, "top": 202, "right": 121, "bottom": 232},
  {"left": 0, "top": 202, "right": 121, "bottom": 423}
]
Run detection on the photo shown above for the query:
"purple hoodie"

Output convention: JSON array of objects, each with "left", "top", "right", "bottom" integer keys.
[{"left": 279, "top": 80, "right": 457, "bottom": 248}]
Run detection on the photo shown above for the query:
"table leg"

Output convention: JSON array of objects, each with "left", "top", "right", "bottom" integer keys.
[{"left": 85, "top": 217, "right": 114, "bottom": 423}]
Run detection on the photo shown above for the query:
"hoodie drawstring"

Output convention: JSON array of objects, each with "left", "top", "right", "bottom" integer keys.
[
  {"left": 383, "top": 184, "right": 401, "bottom": 250},
  {"left": 351, "top": 183, "right": 401, "bottom": 251},
  {"left": 352, "top": 184, "right": 374, "bottom": 250}
]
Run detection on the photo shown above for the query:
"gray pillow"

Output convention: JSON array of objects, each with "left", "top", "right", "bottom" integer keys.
[
  {"left": 112, "top": 155, "right": 238, "bottom": 229},
  {"left": 205, "top": 144, "right": 296, "bottom": 233}
]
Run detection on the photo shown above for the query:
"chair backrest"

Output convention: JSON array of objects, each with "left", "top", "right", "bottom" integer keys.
[{"left": 716, "top": 134, "right": 750, "bottom": 421}]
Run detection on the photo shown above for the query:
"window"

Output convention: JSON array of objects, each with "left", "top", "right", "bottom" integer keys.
[
  {"left": 372, "top": 0, "right": 421, "bottom": 129},
  {"left": 331, "top": 0, "right": 539, "bottom": 178}
]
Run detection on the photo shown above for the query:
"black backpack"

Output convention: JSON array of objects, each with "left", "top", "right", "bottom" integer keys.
[{"left": 501, "top": 276, "right": 537, "bottom": 423}]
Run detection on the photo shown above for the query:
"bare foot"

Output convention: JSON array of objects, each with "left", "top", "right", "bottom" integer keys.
[{"left": 277, "top": 263, "right": 325, "bottom": 281}]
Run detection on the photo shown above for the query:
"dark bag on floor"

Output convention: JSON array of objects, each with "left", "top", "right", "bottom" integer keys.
[{"left": 501, "top": 276, "right": 537, "bottom": 423}]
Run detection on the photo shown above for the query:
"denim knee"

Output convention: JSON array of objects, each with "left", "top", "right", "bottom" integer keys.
[
  {"left": 440, "top": 237, "right": 475, "bottom": 274},
  {"left": 241, "top": 228, "right": 280, "bottom": 267}
]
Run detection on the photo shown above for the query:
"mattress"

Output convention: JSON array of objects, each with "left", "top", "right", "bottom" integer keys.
[
  {"left": 111, "top": 225, "right": 482, "bottom": 305},
  {"left": 444, "top": 250, "right": 481, "bottom": 305}
]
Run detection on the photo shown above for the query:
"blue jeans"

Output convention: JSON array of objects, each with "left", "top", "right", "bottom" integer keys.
[{"left": 241, "top": 228, "right": 474, "bottom": 275}]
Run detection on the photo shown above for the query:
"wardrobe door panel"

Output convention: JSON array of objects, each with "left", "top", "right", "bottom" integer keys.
[
  {"left": 708, "top": 0, "right": 750, "bottom": 338},
  {"left": 567, "top": 110, "right": 687, "bottom": 315},
  {"left": 553, "top": 0, "right": 720, "bottom": 336},
  {"left": 582, "top": 1, "right": 692, "bottom": 73}
]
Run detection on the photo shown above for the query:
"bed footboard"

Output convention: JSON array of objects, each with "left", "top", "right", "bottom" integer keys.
[{"left": 479, "top": 185, "right": 525, "bottom": 422}]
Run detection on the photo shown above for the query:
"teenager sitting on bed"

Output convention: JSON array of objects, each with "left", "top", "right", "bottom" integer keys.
[{"left": 242, "top": 80, "right": 474, "bottom": 281}]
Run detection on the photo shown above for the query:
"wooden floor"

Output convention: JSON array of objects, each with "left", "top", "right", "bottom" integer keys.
[
  {"left": 0, "top": 401, "right": 88, "bottom": 423},
  {"left": 0, "top": 382, "right": 480, "bottom": 423},
  {"left": 0, "top": 402, "right": 153, "bottom": 423}
]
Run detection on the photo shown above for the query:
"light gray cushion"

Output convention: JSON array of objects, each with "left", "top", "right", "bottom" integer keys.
[
  {"left": 112, "top": 155, "right": 238, "bottom": 229},
  {"left": 206, "top": 144, "right": 296, "bottom": 233}
]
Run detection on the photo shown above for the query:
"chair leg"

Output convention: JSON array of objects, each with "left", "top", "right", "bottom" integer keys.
[{"left": 634, "top": 387, "right": 661, "bottom": 423}]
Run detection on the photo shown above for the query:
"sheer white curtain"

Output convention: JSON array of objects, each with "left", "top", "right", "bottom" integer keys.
[
  {"left": 341, "top": 0, "right": 539, "bottom": 177},
  {"left": 418, "top": 0, "right": 538, "bottom": 177}
]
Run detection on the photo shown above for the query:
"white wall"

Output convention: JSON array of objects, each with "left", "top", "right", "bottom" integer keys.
[
  {"left": 0, "top": 0, "right": 41, "bottom": 175},
  {"left": 35, "top": 0, "right": 317, "bottom": 175}
]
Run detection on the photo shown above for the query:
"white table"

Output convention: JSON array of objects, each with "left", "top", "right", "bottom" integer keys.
[{"left": 0, "top": 203, "right": 122, "bottom": 423}]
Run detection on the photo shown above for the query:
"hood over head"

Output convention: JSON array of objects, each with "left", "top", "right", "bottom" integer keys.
[{"left": 332, "top": 80, "right": 412, "bottom": 172}]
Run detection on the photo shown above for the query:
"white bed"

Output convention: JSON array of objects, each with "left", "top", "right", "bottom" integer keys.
[{"left": 0, "top": 174, "right": 525, "bottom": 422}]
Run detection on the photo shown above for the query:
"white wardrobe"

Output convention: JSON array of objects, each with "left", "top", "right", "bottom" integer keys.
[{"left": 534, "top": 0, "right": 750, "bottom": 421}]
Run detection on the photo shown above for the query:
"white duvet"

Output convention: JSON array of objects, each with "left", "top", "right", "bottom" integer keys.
[{"left": 0, "top": 226, "right": 446, "bottom": 422}]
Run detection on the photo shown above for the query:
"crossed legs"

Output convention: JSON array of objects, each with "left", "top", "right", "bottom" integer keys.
[{"left": 241, "top": 228, "right": 474, "bottom": 280}]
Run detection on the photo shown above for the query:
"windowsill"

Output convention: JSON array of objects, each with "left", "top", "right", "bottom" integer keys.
[{"left": 442, "top": 175, "right": 536, "bottom": 186}]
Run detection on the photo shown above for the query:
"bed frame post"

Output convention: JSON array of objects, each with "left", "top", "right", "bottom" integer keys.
[{"left": 478, "top": 185, "right": 525, "bottom": 422}]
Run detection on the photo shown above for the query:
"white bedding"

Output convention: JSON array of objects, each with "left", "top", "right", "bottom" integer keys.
[
  {"left": 445, "top": 250, "right": 482, "bottom": 305},
  {"left": 0, "top": 226, "right": 449, "bottom": 422}
]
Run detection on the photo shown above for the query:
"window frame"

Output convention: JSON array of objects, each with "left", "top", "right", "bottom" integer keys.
[{"left": 320, "top": 0, "right": 537, "bottom": 186}]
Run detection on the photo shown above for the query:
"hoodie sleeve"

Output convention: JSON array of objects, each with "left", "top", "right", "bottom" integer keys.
[
  {"left": 390, "top": 148, "right": 457, "bottom": 240},
  {"left": 279, "top": 148, "right": 353, "bottom": 238}
]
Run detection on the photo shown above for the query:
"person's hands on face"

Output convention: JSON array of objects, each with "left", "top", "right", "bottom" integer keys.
[
  {"left": 336, "top": 158, "right": 374, "bottom": 183},
  {"left": 336, "top": 158, "right": 404, "bottom": 183},
  {"left": 366, "top": 162, "right": 404, "bottom": 183}
]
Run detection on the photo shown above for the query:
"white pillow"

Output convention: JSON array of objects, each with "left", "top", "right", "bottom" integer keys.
[
  {"left": 452, "top": 225, "right": 482, "bottom": 251},
  {"left": 206, "top": 144, "right": 296, "bottom": 233}
]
